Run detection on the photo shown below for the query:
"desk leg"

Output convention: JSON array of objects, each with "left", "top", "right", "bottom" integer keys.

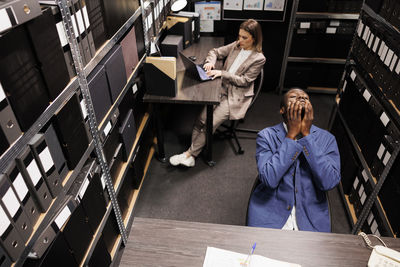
[
  {"left": 205, "top": 104, "right": 216, "bottom": 166},
  {"left": 154, "top": 104, "right": 167, "bottom": 163}
]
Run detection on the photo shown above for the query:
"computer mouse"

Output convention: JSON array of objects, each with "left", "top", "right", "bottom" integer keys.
[{"left": 189, "top": 56, "right": 197, "bottom": 61}]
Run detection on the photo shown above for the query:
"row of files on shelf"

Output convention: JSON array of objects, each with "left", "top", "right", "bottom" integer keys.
[
  {"left": 353, "top": 10, "right": 400, "bottom": 110},
  {"left": 331, "top": 65, "right": 400, "bottom": 237},
  {"left": 0, "top": 73, "right": 151, "bottom": 265},
  {"left": 296, "top": 0, "right": 362, "bottom": 13},
  {"left": 0, "top": 2, "right": 145, "bottom": 157},
  {"left": 365, "top": 0, "right": 400, "bottom": 30}
]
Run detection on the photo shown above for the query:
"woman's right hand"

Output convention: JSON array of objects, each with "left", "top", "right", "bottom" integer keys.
[{"left": 203, "top": 62, "right": 214, "bottom": 72}]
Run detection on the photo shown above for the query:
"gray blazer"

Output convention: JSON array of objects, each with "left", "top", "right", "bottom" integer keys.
[{"left": 205, "top": 41, "right": 266, "bottom": 120}]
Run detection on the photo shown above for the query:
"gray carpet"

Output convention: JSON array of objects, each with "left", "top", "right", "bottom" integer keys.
[{"left": 133, "top": 91, "right": 352, "bottom": 233}]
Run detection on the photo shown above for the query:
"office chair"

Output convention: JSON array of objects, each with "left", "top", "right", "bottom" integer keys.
[
  {"left": 217, "top": 69, "right": 264, "bottom": 154},
  {"left": 245, "top": 175, "right": 261, "bottom": 226}
]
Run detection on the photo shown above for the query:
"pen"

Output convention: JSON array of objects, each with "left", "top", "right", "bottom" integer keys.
[{"left": 241, "top": 242, "right": 256, "bottom": 266}]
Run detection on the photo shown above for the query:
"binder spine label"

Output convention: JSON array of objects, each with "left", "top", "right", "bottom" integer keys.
[
  {"left": 39, "top": 147, "right": 54, "bottom": 173},
  {"left": 26, "top": 160, "right": 42, "bottom": 186},
  {"left": 13, "top": 173, "right": 28, "bottom": 201},
  {"left": 0, "top": 206, "right": 11, "bottom": 236},
  {"left": 3, "top": 188, "right": 20, "bottom": 217}
]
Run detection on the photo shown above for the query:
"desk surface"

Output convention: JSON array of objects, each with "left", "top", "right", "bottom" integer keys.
[
  {"left": 143, "top": 37, "right": 224, "bottom": 105},
  {"left": 120, "top": 217, "right": 400, "bottom": 267}
]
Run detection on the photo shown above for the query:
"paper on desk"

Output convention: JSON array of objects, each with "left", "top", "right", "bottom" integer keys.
[{"left": 203, "top": 247, "right": 301, "bottom": 267}]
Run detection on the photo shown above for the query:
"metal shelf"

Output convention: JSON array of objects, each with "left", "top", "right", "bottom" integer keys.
[
  {"left": 98, "top": 54, "right": 146, "bottom": 132},
  {"left": 84, "top": 8, "right": 143, "bottom": 77},
  {"left": 296, "top": 12, "right": 359, "bottom": 20},
  {"left": 338, "top": 182, "right": 356, "bottom": 227},
  {"left": 374, "top": 197, "right": 395, "bottom": 237},
  {"left": 0, "top": 7, "right": 142, "bottom": 173},
  {"left": 15, "top": 141, "right": 94, "bottom": 267},
  {"left": 288, "top": 57, "right": 346, "bottom": 64},
  {"left": 362, "top": 4, "right": 400, "bottom": 37}
]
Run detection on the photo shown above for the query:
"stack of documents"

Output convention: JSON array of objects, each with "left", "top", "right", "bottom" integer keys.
[{"left": 203, "top": 247, "right": 301, "bottom": 267}]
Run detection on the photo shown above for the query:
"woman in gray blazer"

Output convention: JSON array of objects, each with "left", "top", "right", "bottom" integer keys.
[{"left": 170, "top": 19, "right": 266, "bottom": 167}]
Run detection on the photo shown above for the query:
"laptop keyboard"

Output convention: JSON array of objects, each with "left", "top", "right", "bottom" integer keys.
[{"left": 196, "top": 65, "right": 210, "bottom": 80}]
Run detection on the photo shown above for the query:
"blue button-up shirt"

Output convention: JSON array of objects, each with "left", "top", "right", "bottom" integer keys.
[{"left": 248, "top": 123, "right": 341, "bottom": 232}]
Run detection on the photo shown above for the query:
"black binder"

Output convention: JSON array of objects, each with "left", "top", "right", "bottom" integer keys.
[
  {"left": 15, "top": 148, "right": 52, "bottom": 212},
  {"left": 0, "top": 245, "right": 11, "bottom": 267},
  {"left": 4, "top": 162, "right": 40, "bottom": 225},
  {"left": 88, "top": 235, "right": 111, "bottom": 267},
  {"left": 29, "top": 134, "right": 63, "bottom": 198},
  {"left": 100, "top": 44, "right": 127, "bottom": 103},
  {"left": 87, "top": 65, "right": 112, "bottom": 123},
  {"left": 0, "top": 175, "right": 33, "bottom": 242},
  {"left": 119, "top": 109, "right": 137, "bottom": 161},
  {"left": 25, "top": 7, "right": 70, "bottom": 101},
  {"left": 42, "top": 124, "right": 69, "bottom": 182},
  {"left": 0, "top": 203, "right": 25, "bottom": 261},
  {"left": 0, "top": 88, "right": 22, "bottom": 153}
]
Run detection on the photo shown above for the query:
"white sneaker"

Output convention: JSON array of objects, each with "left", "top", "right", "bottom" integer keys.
[{"left": 169, "top": 153, "right": 195, "bottom": 167}]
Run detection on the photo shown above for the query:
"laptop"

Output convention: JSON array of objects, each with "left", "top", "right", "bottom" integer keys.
[{"left": 179, "top": 52, "right": 212, "bottom": 81}]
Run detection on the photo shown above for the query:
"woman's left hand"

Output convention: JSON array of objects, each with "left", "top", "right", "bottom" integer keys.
[{"left": 206, "top": 70, "right": 222, "bottom": 80}]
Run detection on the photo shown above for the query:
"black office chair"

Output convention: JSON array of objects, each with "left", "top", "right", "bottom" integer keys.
[
  {"left": 217, "top": 69, "right": 264, "bottom": 154},
  {"left": 245, "top": 175, "right": 261, "bottom": 226}
]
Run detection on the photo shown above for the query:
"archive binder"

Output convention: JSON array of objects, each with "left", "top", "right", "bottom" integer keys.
[
  {"left": 29, "top": 134, "right": 62, "bottom": 198},
  {"left": 42, "top": 124, "right": 69, "bottom": 182},
  {"left": 119, "top": 109, "right": 137, "bottom": 161},
  {"left": 144, "top": 57, "right": 177, "bottom": 97},
  {"left": 87, "top": 65, "right": 112, "bottom": 123},
  {"left": 0, "top": 204, "right": 24, "bottom": 261},
  {"left": 0, "top": 175, "right": 33, "bottom": 242},
  {"left": 25, "top": 7, "right": 70, "bottom": 101},
  {"left": 4, "top": 162, "right": 40, "bottom": 225},
  {"left": 16, "top": 147, "right": 52, "bottom": 212},
  {"left": 0, "top": 0, "right": 41, "bottom": 34},
  {"left": 0, "top": 83, "right": 22, "bottom": 152},
  {"left": 100, "top": 44, "right": 127, "bottom": 103},
  {"left": 0, "top": 25, "right": 50, "bottom": 131},
  {"left": 120, "top": 25, "right": 140, "bottom": 78},
  {"left": 174, "top": 11, "right": 200, "bottom": 43},
  {"left": 166, "top": 16, "right": 192, "bottom": 48}
]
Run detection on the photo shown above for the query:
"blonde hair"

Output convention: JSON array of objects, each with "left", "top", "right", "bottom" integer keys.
[{"left": 240, "top": 19, "right": 263, "bottom": 53}]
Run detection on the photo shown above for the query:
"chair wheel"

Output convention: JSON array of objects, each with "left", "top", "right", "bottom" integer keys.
[{"left": 238, "top": 149, "right": 244, "bottom": 154}]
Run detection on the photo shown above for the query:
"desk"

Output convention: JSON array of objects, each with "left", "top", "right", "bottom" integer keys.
[
  {"left": 143, "top": 37, "right": 224, "bottom": 166},
  {"left": 120, "top": 217, "right": 400, "bottom": 266}
]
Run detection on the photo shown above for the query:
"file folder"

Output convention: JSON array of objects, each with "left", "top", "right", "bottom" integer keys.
[
  {"left": 29, "top": 134, "right": 63, "bottom": 198},
  {"left": 25, "top": 7, "right": 70, "bottom": 101},
  {"left": 166, "top": 16, "right": 192, "bottom": 48},
  {"left": 87, "top": 64, "right": 112, "bottom": 123},
  {"left": 16, "top": 148, "right": 52, "bottom": 212},
  {"left": 42, "top": 124, "right": 69, "bottom": 182},
  {"left": 0, "top": 175, "right": 33, "bottom": 242},
  {"left": 4, "top": 162, "right": 40, "bottom": 226},
  {"left": 175, "top": 11, "right": 200, "bottom": 43},
  {"left": 0, "top": 85, "right": 22, "bottom": 149},
  {"left": 79, "top": 166, "right": 106, "bottom": 233},
  {"left": 100, "top": 44, "right": 127, "bottom": 103},
  {"left": 144, "top": 57, "right": 177, "bottom": 97},
  {"left": 0, "top": 25, "right": 50, "bottom": 131},
  {"left": 119, "top": 109, "right": 136, "bottom": 161},
  {"left": 120, "top": 25, "right": 139, "bottom": 78},
  {"left": 109, "top": 143, "right": 123, "bottom": 183},
  {"left": 88, "top": 235, "right": 111, "bottom": 267},
  {"left": 134, "top": 14, "right": 146, "bottom": 59},
  {"left": 85, "top": 0, "right": 107, "bottom": 50},
  {"left": 0, "top": 204, "right": 24, "bottom": 261}
]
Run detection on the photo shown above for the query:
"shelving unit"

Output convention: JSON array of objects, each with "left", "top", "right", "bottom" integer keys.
[
  {"left": 0, "top": 0, "right": 172, "bottom": 263},
  {"left": 278, "top": 0, "right": 361, "bottom": 94},
  {"left": 330, "top": 0, "right": 400, "bottom": 238}
]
